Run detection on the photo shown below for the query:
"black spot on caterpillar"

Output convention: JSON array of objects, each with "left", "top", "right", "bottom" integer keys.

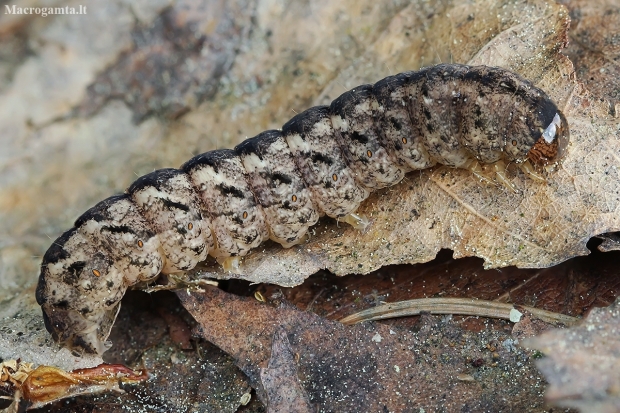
[{"left": 35, "top": 64, "right": 569, "bottom": 354}]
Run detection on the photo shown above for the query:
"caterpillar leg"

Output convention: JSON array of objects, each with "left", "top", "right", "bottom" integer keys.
[
  {"left": 492, "top": 160, "right": 518, "bottom": 193},
  {"left": 216, "top": 256, "right": 242, "bottom": 272},
  {"left": 464, "top": 159, "right": 496, "bottom": 186},
  {"left": 464, "top": 159, "right": 518, "bottom": 193},
  {"left": 209, "top": 230, "right": 242, "bottom": 272},
  {"left": 518, "top": 160, "right": 546, "bottom": 183},
  {"left": 341, "top": 212, "right": 370, "bottom": 230}
]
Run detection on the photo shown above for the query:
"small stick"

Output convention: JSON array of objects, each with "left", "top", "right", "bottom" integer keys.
[{"left": 339, "top": 297, "right": 579, "bottom": 326}]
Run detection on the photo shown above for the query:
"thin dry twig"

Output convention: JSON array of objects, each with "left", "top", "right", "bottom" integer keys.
[{"left": 339, "top": 297, "right": 580, "bottom": 326}]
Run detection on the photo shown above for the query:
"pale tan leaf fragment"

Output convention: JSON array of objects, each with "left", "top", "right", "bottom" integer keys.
[{"left": 596, "top": 232, "right": 620, "bottom": 252}]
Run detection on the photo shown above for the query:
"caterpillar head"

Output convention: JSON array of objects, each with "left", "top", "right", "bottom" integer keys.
[
  {"left": 36, "top": 229, "right": 126, "bottom": 355},
  {"left": 527, "top": 111, "right": 569, "bottom": 168},
  {"left": 37, "top": 195, "right": 165, "bottom": 354}
]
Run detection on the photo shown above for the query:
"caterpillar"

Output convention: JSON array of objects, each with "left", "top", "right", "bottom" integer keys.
[{"left": 35, "top": 64, "right": 569, "bottom": 355}]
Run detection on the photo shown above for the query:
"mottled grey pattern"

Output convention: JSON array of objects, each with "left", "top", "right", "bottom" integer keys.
[
  {"left": 330, "top": 85, "right": 406, "bottom": 188},
  {"left": 282, "top": 106, "right": 370, "bottom": 218},
  {"left": 373, "top": 71, "right": 436, "bottom": 171},
  {"left": 36, "top": 64, "right": 569, "bottom": 354},
  {"left": 128, "top": 168, "right": 212, "bottom": 272},
  {"left": 417, "top": 65, "right": 474, "bottom": 167},
  {"left": 183, "top": 149, "right": 270, "bottom": 258},
  {"left": 236, "top": 130, "right": 320, "bottom": 247}
]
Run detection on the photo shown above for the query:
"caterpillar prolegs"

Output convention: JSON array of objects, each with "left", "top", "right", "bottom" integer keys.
[{"left": 36, "top": 64, "right": 569, "bottom": 354}]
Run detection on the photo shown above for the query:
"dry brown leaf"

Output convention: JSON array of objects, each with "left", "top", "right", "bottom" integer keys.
[
  {"left": 524, "top": 297, "right": 620, "bottom": 413},
  {"left": 22, "top": 364, "right": 147, "bottom": 410},
  {"left": 260, "top": 329, "right": 313, "bottom": 413},
  {"left": 179, "top": 287, "right": 559, "bottom": 412}
]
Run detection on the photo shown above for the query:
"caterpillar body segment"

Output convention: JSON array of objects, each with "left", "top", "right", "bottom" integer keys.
[
  {"left": 372, "top": 70, "right": 436, "bottom": 171},
  {"left": 181, "top": 149, "right": 270, "bottom": 259},
  {"left": 235, "top": 130, "right": 320, "bottom": 248},
  {"left": 330, "top": 84, "right": 406, "bottom": 189},
  {"left": 281, "top": 106, "right": 371, "bottom": 218},
  {"left": 127, "top": 168, "right": 212, "bottom": 273}
]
